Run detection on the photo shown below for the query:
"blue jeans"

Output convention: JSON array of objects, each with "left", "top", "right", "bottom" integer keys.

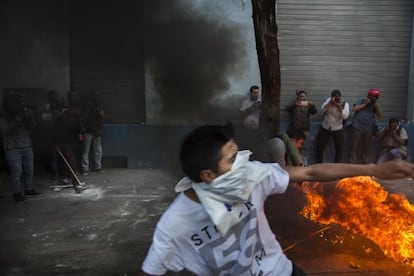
[
  {"left": 5, "top": 147, "right": 34, "bottom": 194},
  {"left": 377, "top": 148, "right": 403, "bottom": 164},
  {"left": 81, "top": 133, "right": 102, "bottom": 172}
]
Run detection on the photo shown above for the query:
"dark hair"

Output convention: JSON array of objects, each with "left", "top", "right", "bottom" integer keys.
[
  {"left": 180, "top": 123, "right": 235, "bottom": 182},
  {"left": 331, "top": 89, "right": 341, "bottom": 97},
  {"left": 389, "top": 117, "right": 399, "bottom": 125},
  {"left": 296, "top": 90, "right": 307, "bottom": 95},
  {"left": 287, "top": 128, "right": 306, "bottom": 140},
  {"left": 250, "top": 85, "right": 259, "bottom": 93}
]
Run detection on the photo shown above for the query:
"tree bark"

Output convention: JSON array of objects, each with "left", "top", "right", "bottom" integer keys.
[{"left": 251, "top": 0, "right": 281, "bottom": 135}]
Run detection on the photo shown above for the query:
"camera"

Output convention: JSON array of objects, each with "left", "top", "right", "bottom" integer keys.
[{"left": 369, "top": 97, "right": 377, "bottom": 104}]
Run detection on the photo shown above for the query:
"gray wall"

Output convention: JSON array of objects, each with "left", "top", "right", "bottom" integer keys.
[
  {"left": 0, "top": 0, "right": 70, "bottom": 101},
  {"left": 277, "top": 0, "right": 413, "bottom": 123}
]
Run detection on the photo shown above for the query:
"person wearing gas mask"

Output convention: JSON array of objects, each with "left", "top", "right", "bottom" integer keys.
[
  {"left": 139, "top": 123, "right": 414, "bottom": 276},
  {"left": 376, "top": 118, "right": 408, "bottom": 164},
  {"left": 349, "top": 88, "right": 383, "bottom": 164},
  {"left": 316, "top": 89, "right": 350, "bottom": 163},
  {"left": 0, "top": 92, "right": 41, "bottom": 201}
]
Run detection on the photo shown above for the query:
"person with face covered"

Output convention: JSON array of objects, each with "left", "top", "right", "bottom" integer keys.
[
  {"left": 349, "top": 88, "right": 383, "bottom": 164},
  {"left": 376, "top": 118, "right": 408, "bottom": 164},
  {"left": 316, "top": 89, "right": 350, "bottom": 163},
  {"left": 139, "top": 123, "right": 414, "bottom": 276}
]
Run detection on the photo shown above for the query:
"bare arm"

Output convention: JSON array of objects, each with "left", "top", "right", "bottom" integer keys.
[
  {"left": 284, "top": 160, "right": 414, "bottom": 183},
  {"left": 373, "top": 103, "right": 383, "bottom": 119}
]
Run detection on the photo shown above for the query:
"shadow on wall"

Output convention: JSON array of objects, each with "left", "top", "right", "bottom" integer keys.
[{"left": 101, "top": 122, "right": 414, "bottom": 170}]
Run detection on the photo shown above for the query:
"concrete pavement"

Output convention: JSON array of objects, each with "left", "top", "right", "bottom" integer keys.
[{"left": 0, "top": 168, "right": 414, "bottom": 275}]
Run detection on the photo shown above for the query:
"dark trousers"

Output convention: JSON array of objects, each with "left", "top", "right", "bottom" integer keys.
[
  {"left": 58, "top": 143, "right": 78, "bottom": 184},
  {"left": 317, "top": 127, "right": 344, "bottom": 163},
  {"left": 349, "top": 127, "right": 372, "bottom": 164}
]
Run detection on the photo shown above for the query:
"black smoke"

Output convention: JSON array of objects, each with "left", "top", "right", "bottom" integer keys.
[{"left": 145, "top": 0, "right": 246, "bottom": 124}]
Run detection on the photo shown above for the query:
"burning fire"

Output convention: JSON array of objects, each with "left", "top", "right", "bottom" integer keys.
[{"left": 301, "top": 176, "right": 414, "bottom": 266}]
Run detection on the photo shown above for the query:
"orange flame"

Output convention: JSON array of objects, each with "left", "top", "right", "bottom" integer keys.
[{"left": 301, "top": 176, "right": 414, "bottom": 266}]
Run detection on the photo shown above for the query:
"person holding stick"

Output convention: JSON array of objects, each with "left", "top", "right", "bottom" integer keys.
[{"left": 52, "top": 99, "right": 86, "bottom": 193}]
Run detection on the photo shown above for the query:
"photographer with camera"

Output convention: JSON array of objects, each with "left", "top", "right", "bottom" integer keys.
[
  {"left": 240, "top": 85, "right": 261, "bottom": 130},
  {"left": 376, "top": 117, "right": 408, "bottom": 164},
  {"left": 316, "top": 89, "right": 350, "bottom": 163},
  {"left": 285, "top": 90, "right": 317, "bottom": 165},
  {"left": 349, "top": 88, "right": 383, "bottom": 164},
  {"left": 0, "top": 91, "right": 41, "bottom": 201}
]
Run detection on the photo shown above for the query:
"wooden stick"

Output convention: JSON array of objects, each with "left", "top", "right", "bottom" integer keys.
[{"left": 57, "top": 147, "right": 83, "bottom": 186}]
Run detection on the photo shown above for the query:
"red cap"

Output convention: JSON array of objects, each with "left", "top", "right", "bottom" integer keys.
[{"left": 368, "top": 88, "right": 380, "bottom": 98}]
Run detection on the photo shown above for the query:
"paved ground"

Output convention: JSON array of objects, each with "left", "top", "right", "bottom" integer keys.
[{"left": 0, "top": 168, "right": 414, "bottom": 276}]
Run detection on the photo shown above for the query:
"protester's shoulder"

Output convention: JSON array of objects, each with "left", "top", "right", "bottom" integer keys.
[{"left": 158, "top": 193, "right": 203, "bottom": 224}]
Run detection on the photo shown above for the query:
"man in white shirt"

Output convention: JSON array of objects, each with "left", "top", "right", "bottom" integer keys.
[
  {"left": 240, "top": 85, "right": 261, "bottom": 130},
  {"left": 316, "top": 89, "right": 350, "bottom": 163},
  {"left": 140, "top": 123, "right": 414, "bottom": 276}
]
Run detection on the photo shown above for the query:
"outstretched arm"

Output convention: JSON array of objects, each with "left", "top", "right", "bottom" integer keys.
[{"left": 284, "top": 160, "right": 414, "bottom": 183}]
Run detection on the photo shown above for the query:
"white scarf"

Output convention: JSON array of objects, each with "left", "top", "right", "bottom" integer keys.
[{"left": 175, "top": 150, "right": 271, "bottom": 236}]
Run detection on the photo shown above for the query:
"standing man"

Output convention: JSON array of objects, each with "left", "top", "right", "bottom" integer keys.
[
  {"left": 0, "top": 92, "right": 41, "bottom": 201},
  {"left": 349, "top": 88, "right": 383, "bottom": 164},
  {"left": 316, "top": 89, "right": 350, "bottom": 163},
  {"left": 240, "top": 85, "right": 261, "bottom": 130},
  {"left": 81, "top": 92, "right": 104, "bottom": 175},
  {"left": 41, "top": 90, "right": 66, "bottom": 180},
  {"left": 239, "top": 85, "right": 286, "bottom": 164},
  {"left": 52, "top": 99, "right": 85, "bottom": 193},
  {"left": 139, "top": 123, "right": 414, "bottom": 276},
  {"left": 285, "top": 90, "right": 317, "bottom": 165}
]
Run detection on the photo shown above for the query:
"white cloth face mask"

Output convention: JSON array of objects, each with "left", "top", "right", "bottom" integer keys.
[{"left": 175, "top": 150, "right": 271, "bottom": 236}]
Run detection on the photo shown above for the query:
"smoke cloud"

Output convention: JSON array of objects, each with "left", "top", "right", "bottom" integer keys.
[{"left": 145, "top": 0, "right": 246, "bottom": 124}]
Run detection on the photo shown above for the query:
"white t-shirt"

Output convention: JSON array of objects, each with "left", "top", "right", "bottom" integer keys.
[
  {"left": 240, "top": 98, "right": 260, "bottom": 129},
  {"left": 321, "top": 97, "right": 350, "bottom": 131},
  {"left": 142, "top": 162, "right": 292, "bottom": 276}
]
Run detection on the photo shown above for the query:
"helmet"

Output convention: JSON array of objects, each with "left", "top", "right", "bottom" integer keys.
[{"left": 368, "top": 88, "right": 380, "bottom": 98}]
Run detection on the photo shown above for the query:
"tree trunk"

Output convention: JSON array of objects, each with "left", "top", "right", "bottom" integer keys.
[{"left": 251, "top": 0, "right": 281, "bottom": 135}]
